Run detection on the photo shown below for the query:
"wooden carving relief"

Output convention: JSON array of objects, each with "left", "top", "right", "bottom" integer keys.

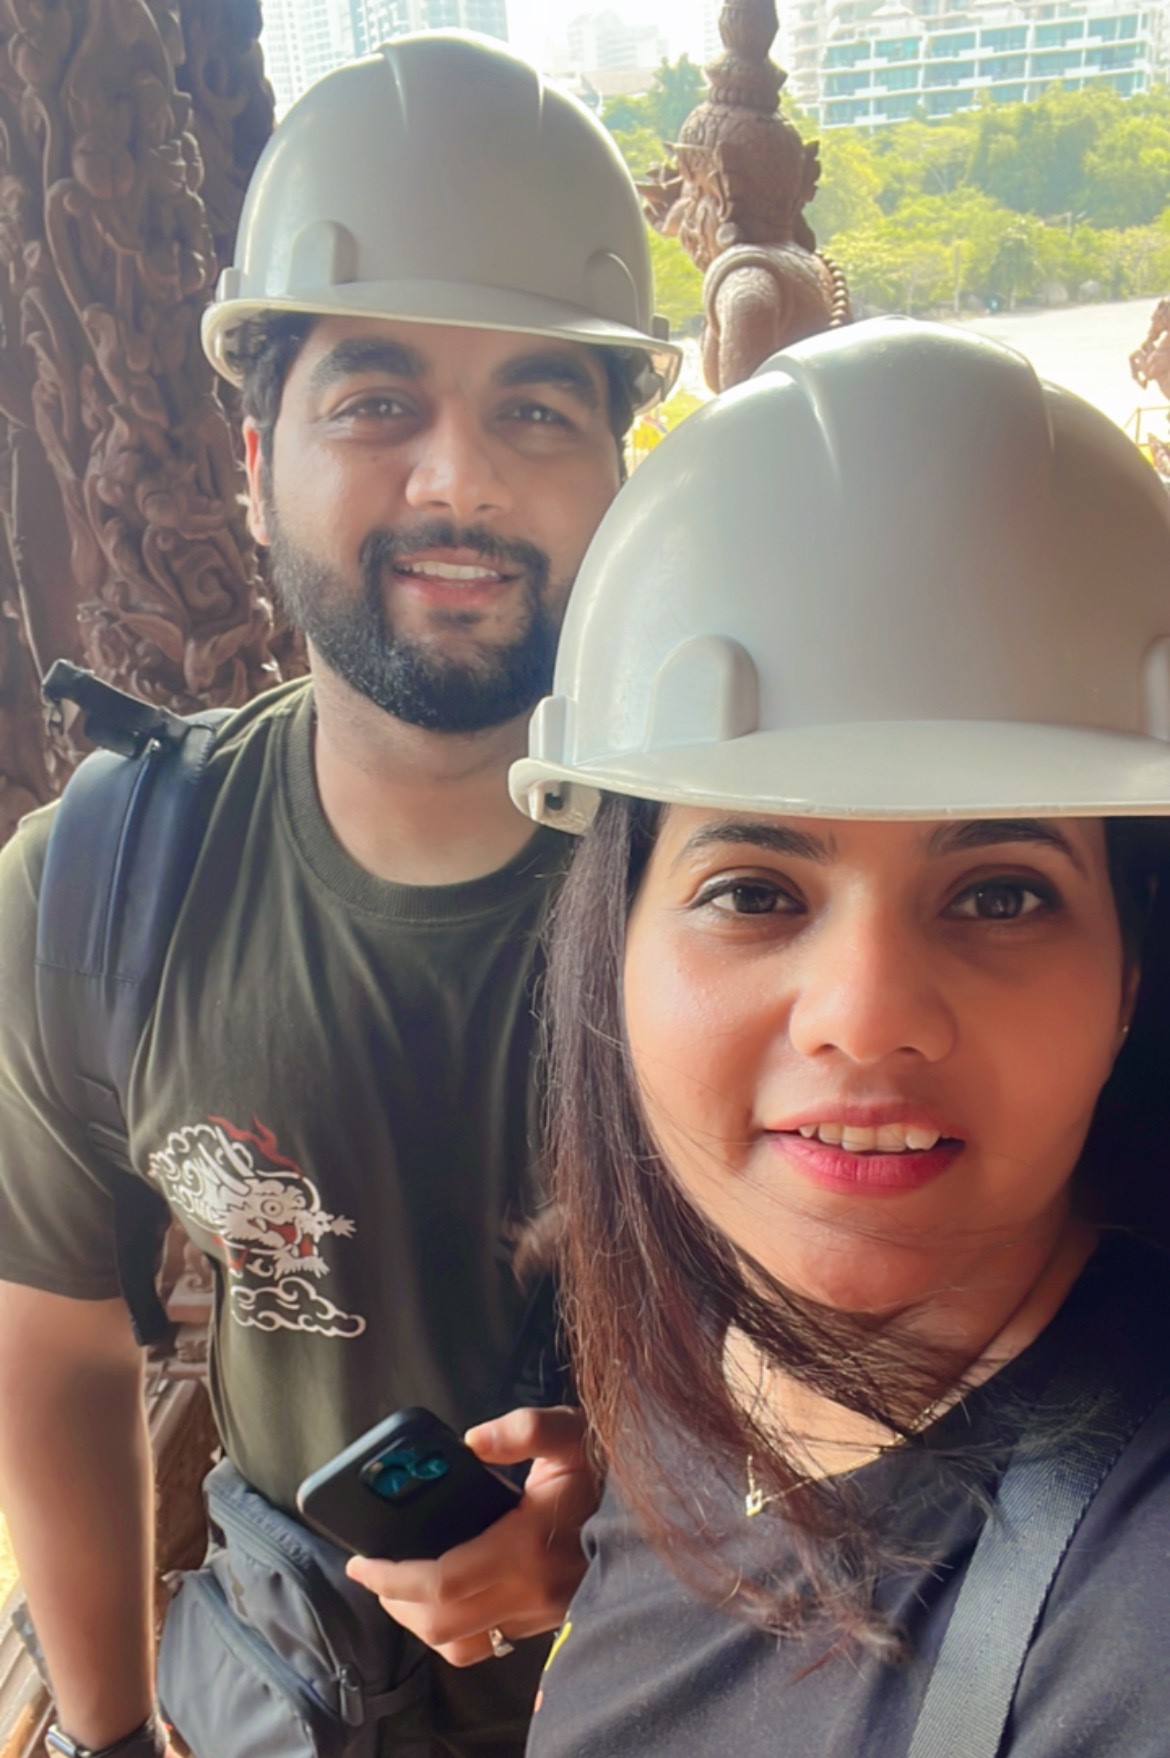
[{"left": 0, "top": 0, "right": 279, "bottom": 839}]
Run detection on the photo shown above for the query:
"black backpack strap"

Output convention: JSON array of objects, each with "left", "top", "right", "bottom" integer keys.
[
  {"left": 35, "top": 662, "right": 231, "bottom": 1346},
  {"left": 907, "top": 1355, "right": 1170, "bottom": 1758},
  {"left": 495, "top": 1269, "right": 571, "bottom": 1413}
]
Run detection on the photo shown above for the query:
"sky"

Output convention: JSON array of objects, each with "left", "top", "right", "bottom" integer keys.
[{"left": 506, "top": 0, "right": 715, "bottom": 67}]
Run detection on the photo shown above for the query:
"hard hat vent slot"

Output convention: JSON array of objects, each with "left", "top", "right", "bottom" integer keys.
[
  {"left": 646, "top": 636, "right": 759, "bottom": 750},
  {"left": 1142, "top": 636, "right": 1170, "bottom": 744},
  {"left": 528, "top": 693, "right": 574, "bottom": 764},
  {"left": 287, "top": 221, "right": 358, "bottom": 293},
  {"left": 584, "top": 250, "right": 638, "bottom": 327}
]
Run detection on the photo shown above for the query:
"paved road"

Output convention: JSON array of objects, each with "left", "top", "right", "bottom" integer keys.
[
  {"left": 673, "top": 298, "right": 1168, "bottom": 437},
  {"left": 961, "top": 297, "right": 1165, "bottom": 432}
]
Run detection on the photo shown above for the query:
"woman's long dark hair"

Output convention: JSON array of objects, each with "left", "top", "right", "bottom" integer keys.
[{"left": 544, "top": 797, "right": 1170, "bottom": 1647}]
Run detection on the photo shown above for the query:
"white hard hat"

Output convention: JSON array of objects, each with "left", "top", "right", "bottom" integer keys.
[
  {"left": 202, "top": 32, "right": 681, "bottom": 410},
  {"left": 512, "top": 318, "right": 1170, "bottom": 830}
]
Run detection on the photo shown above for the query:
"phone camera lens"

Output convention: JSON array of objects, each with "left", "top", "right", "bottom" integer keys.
[
  {"left": 370, "top": 1461, "right": 412, "bottom": 1498},
  {"left": 413, "top": 1451, "right": 450, "bottom": 1481}
]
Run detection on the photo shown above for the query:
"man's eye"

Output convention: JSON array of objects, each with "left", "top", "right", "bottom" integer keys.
[
  {"left": 506, "top": 402, "right": 569, "bottom": 427},
  {"left": 338, "top": 395, "right": 408, "bottom": 420},
  {"left": 948, "top": 881, "right": 1052, "bottom": 921},
  {"left": 697, "top": 880, "right": 797, "bottom": 916}
]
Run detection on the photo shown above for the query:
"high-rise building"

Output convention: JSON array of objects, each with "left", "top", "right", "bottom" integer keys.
[
  {"left": 777, "top": 0, "right": 1164, "bottom": 128},
  {"left": 350, "top": 0, "right": 509, "bottom": 52},
  {"left": 263, "top": 0, "right": 509, "bottom": 114},
  {"left": 263, "top": 0, "right": 355, "bottom": 113},
  {"left": 565, "top": 9, "right": 669, "bottom": 71}
]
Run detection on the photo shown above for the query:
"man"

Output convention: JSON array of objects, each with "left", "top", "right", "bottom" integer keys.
[{"left": 0, "top": 32, "right": 678, "bottom": 1758}]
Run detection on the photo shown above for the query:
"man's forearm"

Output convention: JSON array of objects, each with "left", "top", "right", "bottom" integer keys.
[{"left": 0, "top": 1284, "right": 157, "bottom": 1749}]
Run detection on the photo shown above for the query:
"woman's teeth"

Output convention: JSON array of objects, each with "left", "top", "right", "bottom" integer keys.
[{"left": 796, "top": 1123, "right": 943, "bottom": 1153}]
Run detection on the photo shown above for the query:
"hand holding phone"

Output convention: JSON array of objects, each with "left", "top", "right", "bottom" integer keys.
[{"left": 296, "top": 1406, "right": 522, "bottom": 1560}]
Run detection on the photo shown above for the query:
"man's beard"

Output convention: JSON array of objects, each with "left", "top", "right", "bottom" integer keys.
[{"left": 268, "top": 514, "right": 561, "bottom": 734}]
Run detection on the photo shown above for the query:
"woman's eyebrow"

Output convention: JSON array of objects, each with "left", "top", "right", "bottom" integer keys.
[
  {"left": 925, "top": 818, "right": 1087, "bottom": 875},
  {"left": 674, "top": 820, "right": 833, "bottom": 868}
]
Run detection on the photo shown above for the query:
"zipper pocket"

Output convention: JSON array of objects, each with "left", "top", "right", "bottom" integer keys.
[
  {"left": 206, "top": 1492, "right": 368, "bottom": 1717},
  {"left": 161, "top": 1569, "right": 340, "bottom": 1755}
]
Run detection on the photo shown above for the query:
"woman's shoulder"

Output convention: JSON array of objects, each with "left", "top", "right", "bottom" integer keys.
[
  {"left": 1010, "top": 1392, "right": 1170, "bottom": 1753},
  {"left": 1005, "top": 1233, "right": 1170, "bottom": 1754}
]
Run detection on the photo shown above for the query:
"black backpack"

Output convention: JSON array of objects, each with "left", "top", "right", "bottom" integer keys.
[{"left": 35, "top": 660, "right": 232, "bottom": 1345}]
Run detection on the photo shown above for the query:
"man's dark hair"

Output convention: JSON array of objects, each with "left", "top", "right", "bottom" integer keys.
[
  {"left": 232, "top": 313, "right": 317, "bottom": 465},
  {"left": 229, "top": 312, "right": 642, "bottom": 470}
]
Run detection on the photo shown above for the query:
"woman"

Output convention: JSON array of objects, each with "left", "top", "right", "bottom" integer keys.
[{"left": 509, "top": 320, "right": 1170, "bottom": 1756}]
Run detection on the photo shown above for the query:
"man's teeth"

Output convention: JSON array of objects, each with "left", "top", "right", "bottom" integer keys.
[
  {"left": 796, "top": 1123, "right": 943, "bottom": 1153},
  {"left": 400, "top": 561, "right": 502, "bottom": 581}
]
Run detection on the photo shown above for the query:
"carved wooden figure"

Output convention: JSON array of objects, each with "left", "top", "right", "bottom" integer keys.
[
  {"left": 1131, "top": 298, "right": 1170, "bottom": 403},
  {"left": 642, "top": 0, "right": 849, "bottom": 392},
  {"left": 0, "top": 0, "right": 281, "bottom": 843}
]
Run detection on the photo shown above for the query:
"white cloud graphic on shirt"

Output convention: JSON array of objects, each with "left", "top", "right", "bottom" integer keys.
[{"left": 148, "top": 1116, "right": 367, "bottom": 1338}]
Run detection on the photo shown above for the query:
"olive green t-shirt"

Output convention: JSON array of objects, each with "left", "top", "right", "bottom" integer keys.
[{"left": 0, "top": 681, "right": 571, "bottom": 1510}]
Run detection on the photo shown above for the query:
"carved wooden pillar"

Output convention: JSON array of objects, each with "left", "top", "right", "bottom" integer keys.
[{"left": 0, "top": 0, "right": 279, "bottom": 843}]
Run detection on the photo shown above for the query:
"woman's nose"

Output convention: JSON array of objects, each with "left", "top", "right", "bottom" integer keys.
[{"left": 786, "top": 904, "right": 956, "bottom": 1068}]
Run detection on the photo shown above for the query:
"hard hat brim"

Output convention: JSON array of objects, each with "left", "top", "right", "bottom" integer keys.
[
  {"left": 511, "top": 720, "right": 1170, "bottom": 833},
  {"left": 202, "top": 280, "right": 682, "bottom": 410}
]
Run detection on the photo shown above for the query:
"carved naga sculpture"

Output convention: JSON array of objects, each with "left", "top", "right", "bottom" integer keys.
[
  {"left": 1129, "top": 299, "right": 1170, "bottom": 479},
  {"left": 1130, "top": 298, "right": 1170, "bottom": 402},
  {"left": 642, "top": 0, "right": 849, "bottom": 392}
]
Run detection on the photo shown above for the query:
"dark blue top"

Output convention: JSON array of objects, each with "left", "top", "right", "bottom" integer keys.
[{"left": 528, "top": 1234, "right": 1170, "bottom": 1758}]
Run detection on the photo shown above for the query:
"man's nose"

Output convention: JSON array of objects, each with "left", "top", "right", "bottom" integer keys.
[
  {"left": 403, "top": 406, "right": 513, "bottom": 523},
  {"left": 786, "top": 903, "right": 956, "bottom": 1068}
]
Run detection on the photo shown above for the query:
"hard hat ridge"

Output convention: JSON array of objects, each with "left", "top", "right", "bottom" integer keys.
[
  {"left": 512, "top": 317, "right": 1170, "bottom": 831},
  {"left": 202, "top": 32, "right": 681, "bottom": 409}
]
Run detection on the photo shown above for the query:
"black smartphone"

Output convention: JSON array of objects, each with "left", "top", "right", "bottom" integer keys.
[{"left": 295, "top": 1406, "right": 522, "bottom": 1560}]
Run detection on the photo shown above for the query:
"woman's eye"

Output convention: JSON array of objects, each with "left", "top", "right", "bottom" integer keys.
[
  {"left": 698, "top": 880, "right": 795, "bottom": 916},
  {"left": 948, "top": 881, "right": 1051, "bottom": 922}
]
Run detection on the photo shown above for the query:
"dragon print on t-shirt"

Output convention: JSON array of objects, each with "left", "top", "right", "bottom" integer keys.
[{"left": 148, "top": 1115, "right": 367, "bottom": 1338}]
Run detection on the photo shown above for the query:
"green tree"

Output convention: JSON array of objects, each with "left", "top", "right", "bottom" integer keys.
[
  {"left": 1101, "top": 225, "right": 1170, "bottom": 299},
  {"left": 807, "top": 132, "right": 883, "bottom": 242},
  {"left": 872, "top": 117, "right": 976, "bottom": 210},
  {"left": 1079, "top": 115, "right": 1170, "bottom": 229},
  {"left": 831, "top": 218, "right": 953, "bottom": 313},
  {"left": 646, "top": 227, "right": 704, "bottom": 331},
  {"left": 988, "top": 220, "right": 1043, "bottom": 308},
  {"left": 645, "top": 55, "right": 706, "bottom": 143},
  {"left": 608, "top": 121, "right": 666, "bottom": 179},
  {"left": 604, "top": 92, "right": 654, "bottom": 135},
  {"left": 967, "top": 85, "right": 1121, "bottom": 217}
]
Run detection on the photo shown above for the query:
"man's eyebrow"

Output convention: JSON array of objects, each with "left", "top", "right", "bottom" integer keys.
[
  {"left": 308, "top": 338, "right": 427, "bottom": 395},
  {"left": 493, "top": 350, "right": 601, "bottom": 409},
  {"left": 926, "top": 818, "right": 1087, "bottom": 874},
  {"left": 673, "top": 819, "right": 834, "bottom": 869}
]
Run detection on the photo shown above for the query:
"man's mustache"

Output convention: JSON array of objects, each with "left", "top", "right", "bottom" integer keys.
[{"left": 360, "top": 522, "right": 551, "bottom": 582}]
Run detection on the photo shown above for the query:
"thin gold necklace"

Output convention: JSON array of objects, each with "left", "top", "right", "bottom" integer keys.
[{"left": 743, "top": 1379, "right": 952, "bottom": 1519}]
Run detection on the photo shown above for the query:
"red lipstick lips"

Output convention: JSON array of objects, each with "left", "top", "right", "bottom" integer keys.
[
  {"left": 764, "top": 1107, "right": 965, "bottom": 1196},
  {"left": 769, "top": 1132, "right": 963, "bottom": 1195}
]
